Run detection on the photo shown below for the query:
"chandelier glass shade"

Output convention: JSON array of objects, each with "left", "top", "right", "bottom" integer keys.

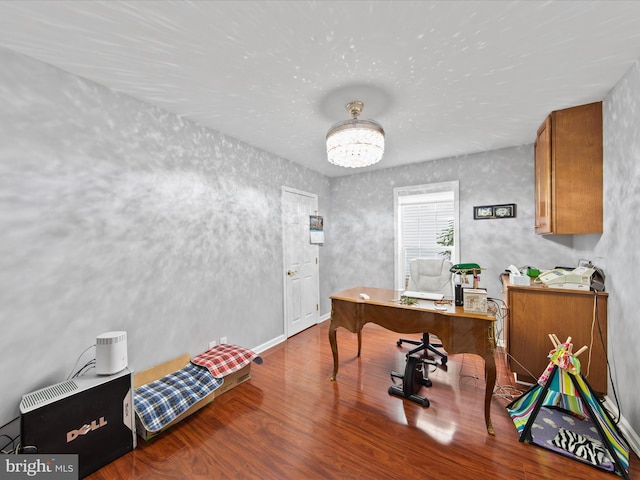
[{"left": 326, "top": 101, "right": 385, "bottom": 168}]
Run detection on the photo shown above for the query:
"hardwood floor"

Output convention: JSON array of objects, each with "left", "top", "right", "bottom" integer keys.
[{"left": 90, "top": 321, "right": 638, "bottom": 479}]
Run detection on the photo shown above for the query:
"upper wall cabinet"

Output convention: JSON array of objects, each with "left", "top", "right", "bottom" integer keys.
[{"left": 534, "top": 102, "right": 603, "bottom": 235}]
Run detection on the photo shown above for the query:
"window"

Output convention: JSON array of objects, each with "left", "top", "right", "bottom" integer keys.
[{"left": 394, "top": 181, "right": 459, "bottom": 290}]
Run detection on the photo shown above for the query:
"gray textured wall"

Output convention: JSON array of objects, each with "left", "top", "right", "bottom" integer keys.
[
  {"left": 600, "top": 58, "right": 640, "bottom": 436},
  {"left": 0, "top": 46, "right": 329, "bottom": 425}
]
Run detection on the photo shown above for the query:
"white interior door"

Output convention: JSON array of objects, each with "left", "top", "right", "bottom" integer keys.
[{"left": 282, "top": 187, "right": 319, "bottom": 337}]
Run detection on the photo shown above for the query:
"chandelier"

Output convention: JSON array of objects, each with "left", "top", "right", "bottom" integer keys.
[{"left": 326, "top": 101, "right": 385, "bottom": 168}]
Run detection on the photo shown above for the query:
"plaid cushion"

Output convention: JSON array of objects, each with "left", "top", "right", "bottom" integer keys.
[
  {"left": 191, "top": 344, "right": 262, "bottom": 378},
  {"left": 134, "top": 362, "right": 222, "bottom": 433}
]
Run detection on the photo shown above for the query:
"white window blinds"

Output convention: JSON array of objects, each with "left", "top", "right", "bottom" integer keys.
[{"left": 394, "top": 182, "right": 459, "bottom": 289}]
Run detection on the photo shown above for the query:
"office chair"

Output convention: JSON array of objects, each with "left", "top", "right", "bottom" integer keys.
[{"left": 397, "top": 258, "right": 453, "bottom": 365}]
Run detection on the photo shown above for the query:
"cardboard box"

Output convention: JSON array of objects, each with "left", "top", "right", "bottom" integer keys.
[
  {"left": 214, "top": 363, "right": 252, "bottom": 397},
  {"left": 133, "top": 354, "right": 253, "bottom": 441},
  {"left": 134, "top": 353, "right": 216, "bottom": 441}
]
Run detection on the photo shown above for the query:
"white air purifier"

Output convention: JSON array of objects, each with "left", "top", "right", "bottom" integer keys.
[{"left": 95, "top": 331, "right": 128, "bottom": 375}]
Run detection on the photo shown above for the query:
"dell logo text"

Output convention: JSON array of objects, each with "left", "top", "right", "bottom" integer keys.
[{"left": 66, "top": 417, "right": 108, "bottom": 442}]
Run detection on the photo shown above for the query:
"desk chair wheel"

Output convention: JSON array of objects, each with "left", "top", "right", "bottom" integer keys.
[{"left": 389, "top": 354, "right": 431, "bottom": 407}]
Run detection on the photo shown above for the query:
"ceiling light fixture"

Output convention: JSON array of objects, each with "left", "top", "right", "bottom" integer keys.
[{"left": 326, "top": 101, "right": 385, "bottom": 168}]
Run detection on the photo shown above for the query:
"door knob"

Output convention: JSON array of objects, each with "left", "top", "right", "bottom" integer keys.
[{"left": 287, "top": 270, "right": 297, "bottom": 276}]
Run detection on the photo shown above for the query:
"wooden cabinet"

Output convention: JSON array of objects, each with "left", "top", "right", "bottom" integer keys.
[
  {"left": 506, "top": 283, "right": 608, "bottom": 394},
  {"left": 534, "top": 102, "right": 603, "bottom": 235},
  {"left": 534, "top": 116, "right": 552, "bottom": 233}
]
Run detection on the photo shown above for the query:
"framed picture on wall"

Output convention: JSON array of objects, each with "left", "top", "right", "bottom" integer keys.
[
  {"left": 473, "top": 203, "right": 516, "bottom": 219},
  {"left": 473, "top": 205, "right": 494, "bottom": 219},
  {"left": 309, "top": 215, "right": 324, "bottom": 244},
  {"left": 494, "top": 204, "right": 516, "bottom": 218}
]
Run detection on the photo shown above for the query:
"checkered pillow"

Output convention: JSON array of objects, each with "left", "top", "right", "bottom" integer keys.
[{"left": 191, "top": 344, "right": 262, "bottom": 378}]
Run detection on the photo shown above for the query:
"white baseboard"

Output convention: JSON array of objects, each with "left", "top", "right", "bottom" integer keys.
[
  {"left": 603, "top": 395, "right": 640, "bottom": 458},
  {"left": 252, "top": 334, "right": 286, "bottom": 354},
  {"left": 252, "top": 313, "right": 331, "bottom": 355}
]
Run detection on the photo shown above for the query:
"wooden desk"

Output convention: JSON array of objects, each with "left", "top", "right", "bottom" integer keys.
[{"left": 329, "top": 286, "right": 497, "bottom": 435}]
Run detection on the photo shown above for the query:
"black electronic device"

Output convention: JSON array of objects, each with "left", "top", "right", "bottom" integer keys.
[
  {"left": 454, "top": 284, "right": 464, "bottom": 306},
  {"left": 388, "top": 354, "right": 433, "bottom": 407},
  {"left": 20, "top": 368, "right": 136, "bottom": 478}
]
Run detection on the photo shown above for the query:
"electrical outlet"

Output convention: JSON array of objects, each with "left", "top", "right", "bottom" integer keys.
[
  {"left": 220, "top": 336, "right": 227, "bottom": 344},
  {"left": 208, "top": 340, "right": 217, "bottom": 349}
]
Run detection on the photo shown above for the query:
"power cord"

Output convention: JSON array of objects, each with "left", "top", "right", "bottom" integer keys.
[
  {"left": 591, "top": 291, "right": 624, "bottom": 424},
  {"left": 72, "top": 359, "right": 96, "bottom": 378},
  {"left": 66, "top": 344, "right": 96, "bottom": 380},
  {"left": 451, "top": 295, "right": 529, "bottom": 402},
  {"left": 0, "top": 416, "right": 19, "bottom": 454},
  {"left": 1, "top": 435, "right": 19, "bottom": 454},
  {"left": 488, "top": 297, "right": 534, "bottom": 401}
]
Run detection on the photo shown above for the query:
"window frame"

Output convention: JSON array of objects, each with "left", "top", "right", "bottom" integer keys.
[{"left": 393, "top": 181, "right": 460, "bottom": 290}]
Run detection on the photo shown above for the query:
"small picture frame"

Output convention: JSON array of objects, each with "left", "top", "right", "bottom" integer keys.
[
  {"left": 494, "top": 204, "right": 516, "bottom": 218},
  {"left": 473, "top": 203, "right": 516, "bottom": 220},
  {"left": 473, "top": 205, "right": 494, "bottom": 219}
]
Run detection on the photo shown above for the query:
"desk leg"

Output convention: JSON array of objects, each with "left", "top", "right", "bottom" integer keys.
[
  {"left": 483, "top": 353, "right": 496, "bottom": 436},
  {"left": 329, "top": 322, "right": 339, "bottom": 381},
  {"left": 329, "top": 322, "right": 363, "bottom": 380}
]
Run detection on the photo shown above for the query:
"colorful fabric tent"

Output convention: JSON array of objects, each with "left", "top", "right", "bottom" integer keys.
[{"left": 507, "top": 336, "right": 629, "bottom": 479}]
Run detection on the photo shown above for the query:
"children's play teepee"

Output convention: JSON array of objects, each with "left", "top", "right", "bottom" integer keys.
[{"left": 507, "top": 334, "right": 630, "bottom": 479}]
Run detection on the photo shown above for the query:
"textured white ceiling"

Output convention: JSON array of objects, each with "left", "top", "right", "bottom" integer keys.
[{"left": 1, "top": 0, "right": 640, "bottom": 177}]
